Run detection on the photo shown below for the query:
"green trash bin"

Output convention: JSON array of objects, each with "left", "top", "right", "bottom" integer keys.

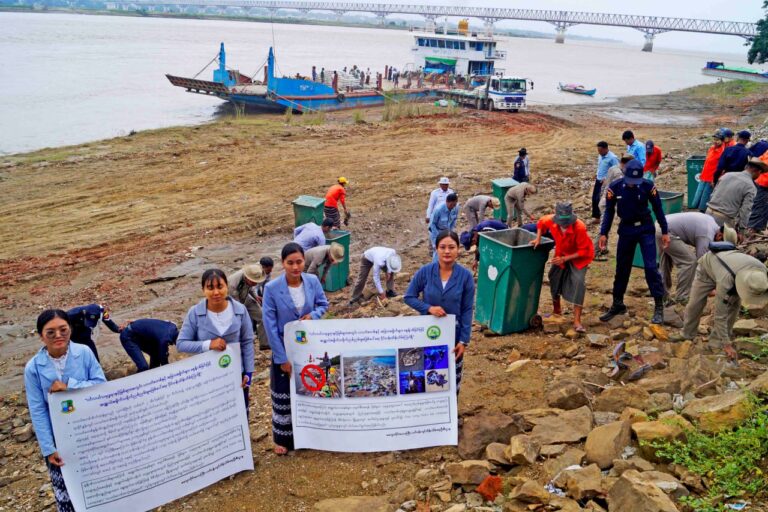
[
  {"left": 631, "top": 191, "right": 684, "bottom": 268},
  {"left": 491, "top": 178, "right": 519, "bottom": 222},
  {"left": 686, "top": 155, "right": 706, "bottom": 208},
  {"left": 292, "top": 195, "right": 325, "bottom": 228},
  {"left": 475, "top": 228, "right": 554, "bottom": 334},
  {"left": 319, "top": 230, "right": 350, "bottom": 292}
]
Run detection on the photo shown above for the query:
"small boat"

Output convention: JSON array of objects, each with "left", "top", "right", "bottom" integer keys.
[
  {"left": 558, "top": 83, "right": 597, "bottom": 96},
  {"left": 167, "top": 43, "right": 438, "bottom": 113},
  {"left": 701, "top": 61, "right": 768, "bottom": 83}
]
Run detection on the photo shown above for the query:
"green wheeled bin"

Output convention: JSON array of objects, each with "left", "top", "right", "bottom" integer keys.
[
  {"left": 292, "top": 195, "right": 325, "bottom": 228},
  {"left": 631, "top": 190, "right": 684, "bottom": 268},
  {"left": 474, "top": 228, "right": 554, "bottom": 334},
  {"left": 686, "top": 155, "right": 706, "bottom": 209},
  {"left": 319, "top": 229, "right": 350, "bottom": 292},
  {"left": 491, "top": 178, "right": 519, "bottom": 222}
]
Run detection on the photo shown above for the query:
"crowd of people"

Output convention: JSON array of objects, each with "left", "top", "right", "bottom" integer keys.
[{"left": 24, "top": 127, "right": 768, "bottom": 511}]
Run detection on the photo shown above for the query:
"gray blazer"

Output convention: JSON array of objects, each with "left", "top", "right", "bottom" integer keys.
[{"left": 177, "top": 297, "right": 255, "bottom": 373}]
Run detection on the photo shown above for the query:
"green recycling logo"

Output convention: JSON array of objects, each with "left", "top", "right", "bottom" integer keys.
[
  {"left": 218, "top": 354, "right": 232, "bottom": 368},
  {"left": 426, "top": 326, "right": 441, "bottom": 340}
]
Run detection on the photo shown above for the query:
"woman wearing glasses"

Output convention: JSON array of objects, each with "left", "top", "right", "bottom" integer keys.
[{"left": 24, "top": 309, "right": 107, "bottom": 512}]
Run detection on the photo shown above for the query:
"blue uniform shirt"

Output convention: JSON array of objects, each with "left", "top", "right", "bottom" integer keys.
[
  {"left": 600, "top": 178, "right": 668, "bottom": 237},
  {"left": 429, "top": 203, "right": 459, "bottom": 245},
  {"left": 597, "top": 151, "right": 619, "bottom": 181},
  {"left": 67, "top": 304, "right": 120, "bottom": 345},
  {"left": 293, "top": 223, "right": 326, "bottom": 252},
  {"left": 716, "top": 143, "right": 752, "bottom": 181},
  {"left": 626, "top": 140, "right": 646, "bottom": 166}
]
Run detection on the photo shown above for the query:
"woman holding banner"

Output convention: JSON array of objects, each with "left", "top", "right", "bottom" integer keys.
[
  {"left": 405, "top": 230, "right": 475, "bottom": 393},
  {"left": 177, "top": 268, "right": 255, "bottom": 410},
  {"left": 25, "top": 309, "right": 107, "bottom": 512},
  {"left": 262, "top": 242, "right": 329, "bottom": 455}
]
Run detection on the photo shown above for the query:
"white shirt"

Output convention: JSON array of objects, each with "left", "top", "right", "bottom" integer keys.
[
  {"left": 203, "top": 302, "right": 234, "bottom": 351},
  {"left": 289, "top": 283, "right": 306, "bottom": 311},
  {"left": 426, "top": 187, "right": 455, "bottom": 219},
  {"left": 48, "top": 350, "right": 69, "bottom": 381},
  {"left": 363, "top": 247, "right": 397, "bottom": 294},
  {"left": 441, "top": 279, "right": 448, "bottom": 289}
]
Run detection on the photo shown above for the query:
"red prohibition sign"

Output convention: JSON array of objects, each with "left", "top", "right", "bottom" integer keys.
[{"left": 300, "top": 364, "right": 326, "bottom": 392}]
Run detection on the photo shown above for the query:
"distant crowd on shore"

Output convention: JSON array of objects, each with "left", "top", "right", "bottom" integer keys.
[{"left": 24, "top": 124, "right": 768, "bottom": 510}]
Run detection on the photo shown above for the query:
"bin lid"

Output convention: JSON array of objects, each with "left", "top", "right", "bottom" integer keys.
[
  {"left": 292, "top": 195, "right": 325, "bottom": 207},
  {"left": 658, "top": 191, "right": 683, "bottom": 200},
  {"left": 327, "top": 229, "right": 351, "bottom": 241},
  {"left": 491, "top": 178, "right": 519, "bottom": 188},
  {"left": 686, "top": 155, "right": 707, "bottom": 160},
  {"left": 479, "top": 228, "right": 554, "bottom": 249}
]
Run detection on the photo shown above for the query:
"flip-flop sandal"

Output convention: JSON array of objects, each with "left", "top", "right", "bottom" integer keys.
[{"left": 574, "top": 325, "right": 587, "bottom": 333}]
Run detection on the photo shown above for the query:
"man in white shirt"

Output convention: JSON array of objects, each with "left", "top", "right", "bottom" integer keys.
[
  {"left": 349, "top": 247, "right": 402, "bottom": 304},
  {"left": 426, "top": 177, "right": 454, "bottom": 224}
]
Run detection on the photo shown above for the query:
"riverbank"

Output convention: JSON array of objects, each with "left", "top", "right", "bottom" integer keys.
[{"left": 0, "top": 82, "right": 767, "bottom": 510}]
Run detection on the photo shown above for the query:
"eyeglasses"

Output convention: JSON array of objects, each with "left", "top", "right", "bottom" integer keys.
[{"left": 43, "top": 327, "right": 70, "bottom": 339}]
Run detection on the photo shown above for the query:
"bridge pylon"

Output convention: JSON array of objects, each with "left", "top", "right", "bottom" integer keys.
[
  {"left": 639, "top": 28, "right": 666, "bottom": 52},
  {"left": 551, "top": 20, "right": 577, "bottom": 44},
  {"left": 481, "top": 17, "right": 498, "bottom": 37},
  {"left": 374, "top": 11, "right": 387, "bottom": 25}
]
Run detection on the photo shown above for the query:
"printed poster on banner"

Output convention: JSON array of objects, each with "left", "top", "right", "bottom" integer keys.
[
  {"left": 285, "top": 315, "right": 458, "bottom": 452},
  {"left": 48, "top": 344, "right": 253, "bottom": 512}
]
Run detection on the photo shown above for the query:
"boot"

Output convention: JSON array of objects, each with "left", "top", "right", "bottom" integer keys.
[
  {"left": 652, "top": 296, "right": 664, "bottom": 325},
  {"left": 599, "top": 301, "right": 627, "bottom": 322}
]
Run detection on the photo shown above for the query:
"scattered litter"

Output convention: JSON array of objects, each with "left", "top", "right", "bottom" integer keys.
[
  {"left": 621, "top": 446, "right": 637, "bottom": 459},
  {"left": 726, "top": 501, "right": 749, "bottom": 510},
  {"left": 673, "top": 394, "right": 685, "bottom": 410},
  {"left": 544, "top": 483, "right": 566, "bottom": 498}
]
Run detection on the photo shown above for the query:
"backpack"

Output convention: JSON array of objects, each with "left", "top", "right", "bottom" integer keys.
[{"left": 513, "top": 159, "right": 526, "bottom": 182}]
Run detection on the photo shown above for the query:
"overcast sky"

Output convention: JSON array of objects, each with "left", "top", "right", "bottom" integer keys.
[{"left": 402, "top": 0, "right": 766, "bottom": 56}]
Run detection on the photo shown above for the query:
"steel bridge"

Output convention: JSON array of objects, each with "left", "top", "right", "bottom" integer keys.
[{"left": 118, "top": 0, "right": 758, "bottom": 52}]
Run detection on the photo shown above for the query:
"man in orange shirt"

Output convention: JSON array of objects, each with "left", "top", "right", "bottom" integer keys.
[
  {"left": 643, "top": 140, "right": 662, "bottom": 181},
  {"left": 531, "top": 202, "right": 595, "bottom": 333},
  {"left": 324, "top": 177, "right": 349, "bottom": 228},
  {"left": 692, "top": 130, "right": 726, "bottom": 212}
]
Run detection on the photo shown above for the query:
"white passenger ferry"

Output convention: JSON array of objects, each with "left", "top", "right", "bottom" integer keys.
[{"left": 411, "top": 19, "right": 506, "bottom": 76}]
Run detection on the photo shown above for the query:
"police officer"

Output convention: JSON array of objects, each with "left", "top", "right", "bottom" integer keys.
[
  {"left": 66, "top": 303, "right": 123, "bottom": 361},
  {"left": 119, "top": 319, "right": 179, "bottom": 372},
  {"left": 598, "top": 159, "right": 670, "bottom": 324}
]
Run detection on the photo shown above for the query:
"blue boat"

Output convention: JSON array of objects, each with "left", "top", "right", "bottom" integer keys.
[
  {"left": 167, "top": 43, "right": 438, "bottom": 112},
  {"left": 558, "top": 83, "right": 597, "bottom": 96}
]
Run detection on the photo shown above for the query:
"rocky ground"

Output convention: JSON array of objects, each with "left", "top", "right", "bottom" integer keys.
[{"left": 1, "top": 83, "right": 768, "bottom": 511}]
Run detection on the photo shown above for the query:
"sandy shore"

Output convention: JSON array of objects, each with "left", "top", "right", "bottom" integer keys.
[{"left": 0, "top": 82, "right": 767, "bottom": 511}]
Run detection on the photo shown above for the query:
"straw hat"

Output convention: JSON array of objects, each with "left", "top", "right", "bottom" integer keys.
[
  {"left": 735, "top": 267, "right": 768, "bottom": 309},
  {"left": 746, "top": 157, "right": 768, "bottom": 174},
  {"left": 490, "top": 197, "right": 501, "bottom": 209},
  {"left": 329, "top": 242, "right": 345, "bottom": 262},
  {"left": 243, "top": 264, "right": 263, "bottom": 282}
]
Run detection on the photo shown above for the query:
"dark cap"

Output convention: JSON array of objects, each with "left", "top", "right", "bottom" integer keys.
[
  {"left": 623, "top": 159, "right": 644, "bottom": 185},
  {"left": 713, "top": 129, "right": 725, "bottom": 140},
  {"left": 722, "top": 128, "right": 734, "bottom": 138},
  {"left": 459, "top": 231, "right": 472, "bottom": 250},
  {"left": 554, "top": 202, "right": 577, "bottom": 227},
  {"left": 645, "top": 140, "right": 654, "bottom": 151},
  {"left": 519, "top": 148, "right": 527, "bottom": 155},
  {"left": 738, "top": 130, "right": 751, "bottom": 140}
]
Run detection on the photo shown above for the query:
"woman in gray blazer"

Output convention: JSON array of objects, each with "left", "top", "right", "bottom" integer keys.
[
  {"left": 262, "top": 243, "right": 329, "bottom": 454},
  {"left": 178, "top": 268, "right": 255, "bottom": 411}
]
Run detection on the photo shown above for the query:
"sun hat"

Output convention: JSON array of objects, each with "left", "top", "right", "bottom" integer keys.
[
  {"left": 243, "top": 264, "right": 263, "bottom": 282},
  {"left": 722, "top": 225, "right": 738, "bottom": 245},
  {"left": 735, "top": 267, "right": 768, "bottom": 309},
  {"left": 623, "top": 159, "right": 644, "bottom": 186},
  {"left": 386, "top": 253, "right": 402, "bottom": 273},
  {"left": 490, "top": 197, "right": 501, "bottom": 209},
  {"left": 329, "top": 242, "right": 345, "bottom": 262},
  {"left": 439, "top": 177, "right": 450, "bottom": 185},
  {"left": 338, "top": 177, "right": 349, "bottom": 185},
  {"left": 746, "top": 157, "right": 768, "bottom": 174},
  {"left": 554, "top": 202, "right": 577, "bottom": 227}
]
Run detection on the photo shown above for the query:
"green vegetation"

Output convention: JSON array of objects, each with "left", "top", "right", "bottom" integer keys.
[
  {"left": 352, "top": 110, "right": 366, "bottom": 124},
  {"left": 300, "top": 109, "right": 325, "bottom": 126},
  {"left": 737, "top": 336, "right": 768, "bottom": 361},
  {"left": 283, "top": 106, "right": 293, "bottom": 125},
  {"left": 749, "top": 1, "right": 768, "bottom": 64},
  {"left": 649, "top": 396, "right": 768, "bottom": 512},
  {"left": 687, "top": 80, "right": 768, "bottom": 101}
]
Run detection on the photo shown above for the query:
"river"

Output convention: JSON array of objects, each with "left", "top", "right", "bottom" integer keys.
[{"left": 0, "top": 11, "right": 751, "bottom": 154}]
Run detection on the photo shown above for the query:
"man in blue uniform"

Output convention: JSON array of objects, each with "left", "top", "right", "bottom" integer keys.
[
  {"left": 67, "top": 303, "right": 122, "bottom": 361},
  {"left": 119, "top": 319, "right": 179, "bottom": 372},
  {"left": 714, "top": 130, "right": 752, "bottom": 185},
  {"left": 598, "top": 159, "right": 670, "bottom": 324}
]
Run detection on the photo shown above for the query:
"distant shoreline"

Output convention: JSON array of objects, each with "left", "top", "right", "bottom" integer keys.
[{"left": 0, "top": 6, "right": 618, "bottom": 43}]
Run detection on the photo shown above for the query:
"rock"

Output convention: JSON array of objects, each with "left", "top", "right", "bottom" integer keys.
[
  {"left": 105, "top": 367, "right": 128, "bottom": 380},
  {"left": 681, "top": 390, "right": 750, "bottom": 432},
  {"left": 584, "top": 501, "right": 608, "bottom": 512},
  {"left": 619, "top": 407, "right": 649, "bottom": 424},
  {"left": 507, "top": 348, "right": 522, "bottom": 363},
  {"left": 458, "top": 412, "right": 525, "bottom": 459},
  {"left": 563, "top": 343, "right": 580, "bottom": 358},
  {"left": 429, "top": 479, "right": 452, "bottom": 493},
  {"left": 531, "top": 406, "right": 593, "bottom": 445},
  {"left": 546, "top": 381, "right": 589, "bottom": 410},
  {"left": 389, "top": 481, "right": 416, "bottom": 504},
  {"left": 414, "top": 468, "right": 441, "bottom": 487},
  {"left": 594, "top": 385, "right": 652, "bottom": 413},
  {"left": 668, "top": 464, "right": 705, "bottom": 493},
  {"left": 593, "top": 411, "right": 621, "bottom": 427},
  {"left": 642, "top": 326, "right": 655, "bottom": 341},
  {"left": 443, "top": 505, "right": 467, "bottom": 512},
  {"left": 607, "top": 470, "right": 680, "bottom": 512},
  {"left": 465, "top": 492, "right": 483, "bottom": 507},
  {"left": 543, "top": 314, "right": 569, "bottom": 334},
  {"left": 506, "top": 359, "right": 532, "bottom": 373},
  {"left": 610, "top": 456, "right": 656, "bottom": 476},
  {"left": 641, "top": 471, "right": 690, "bottom": 500},
  {"left": 662, "top": 307, "right": 684, "bottom": 329},
  {"left": 543, "top": 448, "right": 586, "bottom": 480},
  {"left": 514, "top": 408, "right": 563, "bottom": 430},
  {"left": 11, "top": 423, "right": 33, "bottom": 443},
  {"left": 564, "top": 328, "right": 579, "bottom": 340},
  {"left": 626, "top": 325, "right": 643, "bottom": 336},
  {"left": 554, "top": 463, "right": 603, "bottom": 500},
  {"left": 444, "top": 460, "right": 493, "bottom": 485},
  {"left": 585, "top": 421, "right": 632, "bottom": 469},
  {"left": 587, "top": 333, "right": 610, "bottom": 347},
  {"left": 747, "top": 369, "right": 768, "bottom": 396},
  {"left": 648, "top": 324, "right": 669, "bottom": 342},
  {"left": 484, "top": 443, "right": 510, "bottom": 466},
  {"left": 672, "top": 340, "right": 693, "bottom": 359},
  {"left": 540, "top": 444, "right": 567, "bottom": 457},
  {"left": 639, "top": 375, "right": 681, "bottom": 395},
  {"left": 313, "top": 496, "right": 391, "bottom": 512},
  {"left": 551, "top": 497, "right": 586, "bottom": 512},
  {"left": 504, "top": 434, "right": 540, "bottom": 465},
  {"left": 733, "top": 319, "right": 765, "bottom": 336},
  {"left": 510, "top": 479, "right": 550, "bottom": 504},
  {"left": 631, "top": 418, "right": 688, "bottom": 460},
  {"left": 669, "top": 355, "right": 720, "bottom": 395}
]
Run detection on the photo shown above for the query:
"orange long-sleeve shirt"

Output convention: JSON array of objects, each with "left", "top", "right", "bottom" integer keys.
[
  {"left": 644, "top": 146, "right": 662, "bottom": 173},
  {"left": 325, "top": 184, "right": 346, "bottom": 208},
  {"left": 537, "top": 215, "right": 595, "bottom": 270},
  {"left": 700, "top": 144, "right": 725, "bottom": 183}
]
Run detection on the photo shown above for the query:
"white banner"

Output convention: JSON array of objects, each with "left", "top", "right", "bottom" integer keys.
[
  {"left": 48, "top": 344, "right": 253, "bottom": 512},
  {"left": 285, "top": 315, "right": 458, "bottom": 452}
]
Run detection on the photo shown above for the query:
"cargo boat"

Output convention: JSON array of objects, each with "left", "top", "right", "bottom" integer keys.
[{"left": 701, "top": 61, "right": 768, "bottom": 83}]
